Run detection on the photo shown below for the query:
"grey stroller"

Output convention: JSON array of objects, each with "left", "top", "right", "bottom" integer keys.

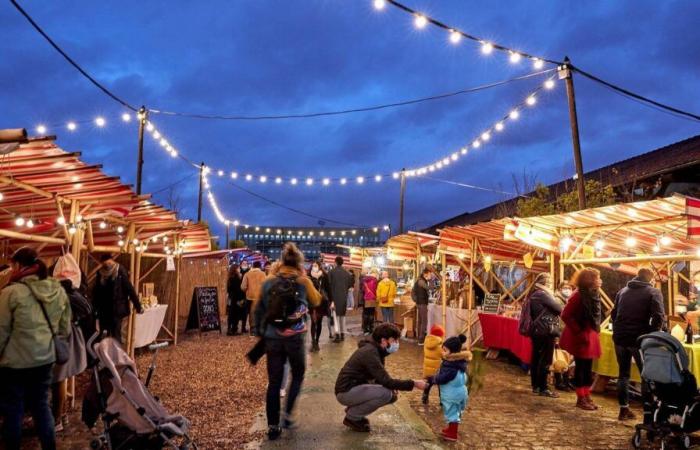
[{"left": 83, "top": 332, "right": 196, "bottom": 449}]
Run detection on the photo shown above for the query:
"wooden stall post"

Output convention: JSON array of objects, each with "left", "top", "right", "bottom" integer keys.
[
  {"left": 468, "top": 238, "right": 475, "bottom": 310},
  {"left": 126, "top": 247, "right": 136, "bottom": 356},
  {"left": 174, "top": 236, "right": 182, "bottom": 345},
  {"left": 667, "top": 262, "right": 674, "bottom": 317},
  {"left": 441, "top": 252, "right": 447, "bottom": 327}
]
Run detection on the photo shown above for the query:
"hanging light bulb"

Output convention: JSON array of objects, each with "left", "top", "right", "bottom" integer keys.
[
  {"left": 481, "top": 42, "right": 493, "bottom": 54},
  {"left": 340, "top": 178, "right": 347, "bottom": 185},
  {"left": 118, "top": 239, "right": 125, "bottom": 247},
  {"left": 146, "top": 123, "right": 155, "bottom": 132},
  {"left": 653, "top": 244, "right": 660, "bottom": 253},
  {"left": 68, "top": 225, "right": 77, "bottom": 235},
  {"left": 153, "top": 130, "right": 161, "bottom": 139},
  {"left": 509, "top": 52, "right": 522, "bottom": 63},
  {"left": 322, "top": 178, "right": 330, "bottom": 186},
  {"left": 275, "top": 177, "right": 282, "bottom": 184},
  {"left": 15, "top": 216, "right": 25, "bottom": 227},
  {"left": 560, "top": 236, "right": 573, "bottom": 252},
  {"left": 373, "top": 0, "right": 386, "bottom": 10},
  {"left": 26, "top": 219, "right": 34, "bottom": 228},
  {"left": 290, "top": 178, "right": 298, "bottom": 185},
  {"left": 230, "top": 172, "right": 238, "bottom": 179},
  {"left": 594, "top": 239, "right": 605, "bottom": 250},
  {"left": 259, "top": 176, "right": 267, "bottom": 183},
  {"left": 36, "top": 125, "right": 47, "bottom": 134},
  {"left": 57, "top": 216, "right": 66, "bottom": 225},
  {"left": 449, "top": 30, "right": 461, "bottom": 44},
  {"left": 472, "top": 140, "right": 481, "bottom": 149},
  {"left": 625, "top": 236, "right": 637, "bottom": 248},
  {"left": 306, "top": 178, "right": 314, "bottom": 186},
  {"left": 481, "top": 132, "right": 491, "bottom": 141},
  {"left": 76, "top": 214, "right": 83, "bottom": 223},
  {"left": 217, "top": 170, "right": 224, "bottom": 177},
  {"left": 356, "top": 176, "right": 365, "bottom": 184},
  {"left": 509, "top": 110, "right": 520, "bottom": 120},
  {"left": 117, "top": 226, "right": 124, "bottom": 233},
  {"left": 526, "top": 96, "right": 537, "bottom": 106},
  {"left": 67, "top": 122, "right": 77, "bottom": 131},
  {"left": 170, "top": 149, "right": 178, "bottom": 158},
  {"left": 544, "top": 79, "right": 555, "bottom": 89},
  {"left": 533, "top": 58, "right": 544, "bottom": 69},
  {"left": 0, "top": 192, "right": 3, "bottom": 201},
  {"left": 94, "top": 117, "right": 106, "bottom": 127},
  {"left": 374, "top": 175, "right": 382, "bottom": 182},
  {"left": 132, "top": 238, "right": 139, "bottom": 245},
  {"left": 660, "top": 235, "right": 672, "bottom": 246},
  {"left": 121, "top": 113, "right": 131, "bottom": 122},
  {"left": 414, "top": 14, "right": 428, "bottom": 29}
]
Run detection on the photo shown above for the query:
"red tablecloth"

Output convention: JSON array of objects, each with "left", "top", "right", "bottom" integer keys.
[{"left": 478, "top": 313, "right": 532, "bottom": 364}]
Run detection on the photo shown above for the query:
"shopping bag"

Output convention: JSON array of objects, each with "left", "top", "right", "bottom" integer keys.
[
  {"left": 53, "top": 253, "right": 81, "bottom": 289},
  {"left": 551, "top": 347, "right": 571, "bottom": 373},
  {"left": 332, "top": 309, "right": 340, "bottom": 336}
]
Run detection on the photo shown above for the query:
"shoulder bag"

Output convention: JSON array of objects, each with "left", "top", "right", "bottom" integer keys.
[{"left": 24, "top": 283, "right": 69, "bottom": 364}]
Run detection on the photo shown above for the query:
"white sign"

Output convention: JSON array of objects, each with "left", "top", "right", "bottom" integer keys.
[{"left": 166, "top": 256, "right": 176, "bottom": 271}]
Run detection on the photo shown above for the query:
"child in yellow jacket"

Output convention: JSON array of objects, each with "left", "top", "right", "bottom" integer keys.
[{"left": 422, "top": 324, "right": 445, "bottom": 404}]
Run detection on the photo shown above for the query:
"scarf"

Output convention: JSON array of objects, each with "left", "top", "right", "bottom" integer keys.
[
  {"left": 580, "top": 288, "right": 602, "bottom": 332},
  {"left": 10, "top": 264, "right": 40, "bottom": 283},
  {"left": 535, "top": 282, "right": 555, "bottom": 298},
  {"left": 99, "top": 263, "right": 119, "bottom": 285}
]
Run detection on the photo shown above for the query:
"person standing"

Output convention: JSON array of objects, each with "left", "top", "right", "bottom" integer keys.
[
  {"left": 226, "top": 264, "right": 246, "bottom": 335},
  {"left": 361, "top": 270, "right": 379, "bottom": 335},
  {"left": 308, "top": 261, "right": 330, "bottom": 352},
  {"left": 335, "top": 323, "right": 426, "bottom": 432},
  {"left": 555, "top": 281, "right": 574, "bottom": 306},
  {"left": 412, "top": 269, "right": 432, "bottom": 344},
  {"left": 347, "top": 269, "right": 356, "bottom": 311},
  {"left": 560, "top": 268, "right": 603, "bottom": 411},
  {"left": 611, "top": 267, "right": 665, "bottom": 421},
  {"left": 241, "top": 261, "right": 266, "bottom": 335},
  {"left": 328, "top": 256, "right": 353, "bottom": 342},
  {"left": 528, "top": 273, "right": 563, "bottom": 398},
  {"left": 92, "top": 254, "right": 142, "bottom": 343},
  {"left": 376, "top": 271, "right": 397, "bottom": 324},
  {"left": 254, "top": 243, "right": 321, "bottom": 440},
  {"left": 0, "top": 247, "right": 71, "bottom": 450}
]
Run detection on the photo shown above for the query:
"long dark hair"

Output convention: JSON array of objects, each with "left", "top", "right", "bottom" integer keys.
[
  {"left": 572, "top": 268, "right": 602, "bottom": 331},
  {"left": 11, "top": 247, "right": 48, "bottom": 280},
  {"left": 228, "top": 264, "right": 240, "bottom": 280}
]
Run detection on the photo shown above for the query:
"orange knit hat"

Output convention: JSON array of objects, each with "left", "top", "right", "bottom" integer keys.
[{"left": 429, "top": 324, "right": 445, "bottom": 338}]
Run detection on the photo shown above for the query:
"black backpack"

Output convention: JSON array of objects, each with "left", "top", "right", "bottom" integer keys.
[{"left": 265, "top": 276, "right": 302, "bottom": 329}]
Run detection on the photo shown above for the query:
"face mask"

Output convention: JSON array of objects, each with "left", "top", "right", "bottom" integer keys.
[
  {"left": 311, "top": 267, "right": 321, "bottom": 277},
  {"left": 387, "top": 341, "right": 400, "bottom": 354},
  {"left": 561, "top": 289, "right": 572, "bottom": 298}
]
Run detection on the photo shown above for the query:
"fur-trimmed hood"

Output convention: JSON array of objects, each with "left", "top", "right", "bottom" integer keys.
[{"left": 444, "top": 349, "right": 473, "bottom": 362}]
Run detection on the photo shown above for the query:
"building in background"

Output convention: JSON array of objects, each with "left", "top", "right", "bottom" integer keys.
[{"left": 238, "top": 226, "right": 386, "bottom": 261}]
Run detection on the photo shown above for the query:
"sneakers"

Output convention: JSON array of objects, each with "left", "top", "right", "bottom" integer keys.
[
  {"left": 618, "top": 407, "right": 636, "bottom": 421},
  {"left": 343, "top": 417, "right": 370, "bottom": 432},
  {"left": 282, "top": 413, "right": 298, "bottom": 430},
  {"left": 333, "top": 335, "right": 342, "bottom": 343},
  {"left": 267, "top": 426, "right": 282, "bottom": 441},
  {"left": 340, "top": 333, "right": 345, "bottom": 341},
  {"left": 538, "top": 389, "right": 559, "bottom": 398}
]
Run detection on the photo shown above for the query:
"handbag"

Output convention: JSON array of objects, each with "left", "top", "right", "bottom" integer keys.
[
  {"left": 25, "top": 282, "right": 70, "bottom": 365},
  {"left": 532, "top": 311, "right": 561, "bottom": 337}
]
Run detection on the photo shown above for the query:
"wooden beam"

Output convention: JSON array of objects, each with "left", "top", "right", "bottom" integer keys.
[
  {"left": 441, "top": 252, "right": 447, "bottom": 327},
  {"left": 0, "top": 175, "right": 70, "bottom": 204},
  {"left": 0, "top": 228, "right": 65, "bottom": 245},
  {"left": 562, "top": 254, "right": 698, "bottom": 264},
  {"left": 569, "top": 231, "right": 594, "bottom": 259},
  {"left": 566, "top": 217, "right": 686, "bottom": 235},
  {"left": 139, "top": 257, "right": 164, "bottom": 283}
]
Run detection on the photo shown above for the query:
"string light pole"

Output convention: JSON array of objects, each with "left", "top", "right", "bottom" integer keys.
[
  {"left": 559, "top": 58, "right": 586, "bottom": 209},
  {"left": 135, "top": 106, "right": 148, "bottom": 195},
  {"left": 225, "top": 221, "right": 230, "bottom": 249},
  {"left": 399, "top": 169, "right": 406, "bottom": 234},
  {"left": 197, "top": 162, "right": 205, "bottom": 222}
]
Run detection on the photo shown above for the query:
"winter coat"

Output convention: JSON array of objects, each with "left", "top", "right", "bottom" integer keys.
[
  {"left": 423, "top": 334, "right": 444, "bottom": 377},
  {"left": 611, "top": 278, "right": 665, "bottom": 347},
  {"left": 0, "top": 275, "right": 71, "bottom": 369},
  {"left": 93, "top": 264, "right": 141, "bottom": 320},
  {"left": 362, "top": 276, "right": 379, "bottom": 308},
  {"left": 310, "top": 273, "right": 331, "bottom": 316},
  {"left": 227, "top": 274, "right": 245, "bottom": 307},
  {"left": 241, "top": 268, "right": 266, "bottom": 301},
  {"left": 335, "top": 338, "right": 415, "bottom": 394},
  {"left": 430, "top": 351, "right": 471, "bottom": 403},
  {"left": 412, "top": 277, "right": 430, "bottom": 305},
  {"left": 377, "top": 278, "right": 397, "bottom": 308},
  {"left": 560, "top": 290, "right": 601, "bottom": 359},
  {"left": 529, "top": 288, "right": 563, "bottom": 337},
  {"left": 254, "top": 266, "right": 321, "bottom": 340},
  {"left": 328, "top": 266, "right": 353, "bottom": 314}
]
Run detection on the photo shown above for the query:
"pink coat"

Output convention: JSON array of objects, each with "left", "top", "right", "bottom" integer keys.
[{"left": 559, "top": 291, "right": 601, "bottom": 359}]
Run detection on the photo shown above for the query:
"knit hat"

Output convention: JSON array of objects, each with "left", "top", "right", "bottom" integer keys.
[
  {"left": 443, "top": 334, "right": 467, "bottom": 354},
  {"left": 429, "top": 324, "right": 445, "bottom": 338}
]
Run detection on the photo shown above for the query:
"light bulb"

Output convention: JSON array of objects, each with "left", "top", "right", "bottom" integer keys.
[
  {"left": 153, "top": 131, "right": 161, "bottom": 139},
  {"left": 533, "top": 58, "right": 544, "bottom": 69},
  {"left": 275, "top": 177, "right": 282, "bottom": 184},
  {"left": 449, "top": 30, "right": 461, "bottom": 44},
  {"left": 509, "top": 52, "right": 522, "bottom": 63},
  {"left": 121, "top": 113, "right": 131, "bottom": 122},
  {"left": 472, "top": 140, "right": 481, "bottom": 148},
  {"left": 495, "top": 122, "right": 504, "bottom": 131},
  {"left": 170, "top": 150, "right": 178, "bottom": 157},
  {"left": 428, "top": 165, "right": 435, "bottom": 171},
  {"left": 340, "top": 178, "right": 347, "bottom": 185},
  {"left": 231, "top": 172, "right": 238, "bottom": 179},
  {"left": 132, "top": 238, "right": 139, "bottom": 245},
  {"left": 373, "top": 227, "right": 379, "bottom": 232},
  {"left": 414, "top": 14, "right": 428, "bottom": 29},
  {"left": 26, "top": 219, "right": 34, "bottom": 228},
  {"left": 696, "top": 248, "right": 700, "bottom": 257},
  {"left": 509, "top": 110, "right": 520, "bottom": 120},
  {"left": 436, "top": 162, "right": 443, "bottom": 169},
  {"left": 117, "top": 226, "right": 124, "bottom": 233},
  {"left": 660, "top": 235, "right": 672, "bottom": 246},
  {"left": 544, "top": 79, "right": 555, "bottom": 89},
  {"left": 306, "top": 178, "right": 314, "bottom": 186},
  {"left": 526, "top": 96, "right": 537, "bottom": 106},
  {"left": 95, "top": 117, "right": 106, "bottom": 127},
  {"left": 322, "top": 178, "right": 330, "bottom": 186},
  {"left": 481, "top": 42, "right": 493, "bottom": 54},
  {"left": 373, "top": 0, "right": 386, "bottom": 10},
  {"left": 233, "top": 221, "right": 240, "bottom": 226},
  {"left": 460, "top": 148, "right": 468, "bottom": 155},
  {"left": 68, "top": 225, "right": 77, "bottom": 235},
  {"left": 383, "top": 225, "right": 390, "bottom": 231},
  {"left": 260, "top": 176, "right": 267, "bottom": 183},
  {"left": 442, "top": 157, "right": 450, "bottom": 165},
  {"left": 15, "top": 217, "right": 25, "bottom": 227},
  {"left": 245, "top": 174, "right": 253, "bottom": 181},
  {"left": 481, "top": 132, "right": 491, "bottom": 141},
  {"left": 290, "top": 178, "right": 298, "bottom": 185},
  {"left": 57, "top": 216, "right": 66, "bottom": 225},
  {"left": 217, "top": 170, "right": 224, "bottom": 177},
  {"left": 653, "top": 245, "right": 660, "bottom": 253},
  {"left": 356, "top": 176, "right": 365, "bottom": 184},
  {"left": 392, "top": 172, "right": 400, "bottom": 179},
  {"left": 451, "top": 153, "right": 459, "bottom": 161},
  {"left": 146, "top": 123, "right": 154, "bottom": 132},
  {"left": 560, "top": 236, "right": 573, "bottom": 251},
  {"left": 625, "top": 236, "right": 637, "bottom": 248},
  {"left": 67, "top": 122, "right": 77, "bottom": 131},
  {"left": 0, "top": 192, "right": 3, "bottom": 201},
  {"left": 374, "top": 175, "right": 382, "bottom": 182},
  {"left": 594, "top": 239, "right": 605, "bottom": 250}
]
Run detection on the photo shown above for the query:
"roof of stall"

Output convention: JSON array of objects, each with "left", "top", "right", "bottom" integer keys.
[
  {"left": 385, "top": 232, "right": 439, "bottom": 261},
  {"left": 0, "top": 134, "right": 211, "bottom": 257}
]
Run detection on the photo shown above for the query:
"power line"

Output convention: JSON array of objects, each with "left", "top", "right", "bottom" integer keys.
[
  {"left": 420, "top": 176, "right": 524, "bottom": 197},
  {"left": 10, "top": 0, "right": 137, "bottom": 111},
  {"left": 572, "top": 65, "right": 700, "bottom": 122},
  {"left": 150, "top": 172, "right": 197, "bottom": 195},
  {"left": 147, "top": 70, "right": 554, "bottom": 120}
]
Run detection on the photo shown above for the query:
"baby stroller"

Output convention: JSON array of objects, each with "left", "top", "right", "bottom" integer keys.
[
  {"left": 632, "top": 332, "right": 700, "bottom": 450},
  {"left": 82, "top": 332, "right": 197, "bottom": 450}
]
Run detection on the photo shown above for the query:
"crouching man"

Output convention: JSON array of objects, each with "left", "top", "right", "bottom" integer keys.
[{"left": 334, "top": 323, "right": 426, "bottom": 432}]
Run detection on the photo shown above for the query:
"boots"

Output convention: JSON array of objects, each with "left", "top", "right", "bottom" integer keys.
[
  {"left": 575, "top": 388, "right": 595, "bottom": 411},
  {"left": 618, "top": 406, "right": 636, "bottom": 421},
  {"left": 441, "top": 422, "right": 459, "bottom": 442},
  {"left": 584, "top": 387, "right": 598, "bottom": 410}
]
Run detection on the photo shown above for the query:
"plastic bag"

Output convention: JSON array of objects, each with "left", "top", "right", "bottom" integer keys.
[{"left": 53, "top": 253, "right": 81, "bottom": 289}]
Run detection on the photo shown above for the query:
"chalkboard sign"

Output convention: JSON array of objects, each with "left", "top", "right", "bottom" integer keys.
[
  {"left": 482, "top": 293, "right": 501, "bottom": 314},
  {"left": 186, "top": 287, "right": 222, "bottom": 333}
]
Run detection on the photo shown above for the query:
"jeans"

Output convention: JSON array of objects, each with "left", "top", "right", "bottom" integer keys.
[
  {"left": 1, "top": 364, "right": 56, "bottom": 450},
  {"left": 615, "top": 344, "right": 646, "bottom": 407},
  {"left": 362, "top": 307, "right": 376, "bottom": 333},
  {"left": 530, "top": 335, "right": 555, "bottom": 391},
  {"left": 574, "top": 358, "right": 593, "bottom": 387},
  {"left": 416, "top": 304, "right": 428, "bottom": 341},
  {"left": 336, "top": 384, "right": 395, "bottom": 421},
  {"left": 310, "top": 313, "right": 324, "bottom": 343},
  {"left": 381, "top": 307, "right": 395, "bottom": 324},
  {"left": 265, "top": 337, "right": 306, "bottom": 427}
]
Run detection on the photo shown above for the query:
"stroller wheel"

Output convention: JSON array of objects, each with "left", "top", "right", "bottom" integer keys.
[
  {"left": 89, "top": 438, "right": 103, "bottom": 449},
  {"left": 681, "top": 434, "right": 691, "bottom": 449},
  {"left": 632, "top": 429, "right": 643, "bottom": 449}
]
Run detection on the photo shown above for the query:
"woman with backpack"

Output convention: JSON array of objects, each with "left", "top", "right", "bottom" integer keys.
[
  {"left": 527, "top": 273, "right": 563, "bottom": 398},
  {"left": 254, "top": 243, "right": 321, "bottom": 441}
]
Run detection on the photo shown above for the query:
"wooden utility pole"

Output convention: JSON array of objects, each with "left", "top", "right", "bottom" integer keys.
[
  {"left": 225, "top": 222, "right": 230, "bottom": 249},
  {"left": 136, "top": 106, "right": 147, "bottom": 195},
  {"left": 399, "top": 169, "right": 406, "bottom": 234},
  {"left": 559, "top": 58, "right": 586, "bottom": 210},
  {"left": 197, "top": 162, "right": 204, "bottom": 222}
]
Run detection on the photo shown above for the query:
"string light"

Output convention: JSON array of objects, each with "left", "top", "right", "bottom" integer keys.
[
  {"left": 449, "top": 30, "right": 461, "bottom": 44},
  {"left": 544, "top": 79, "right": 555, "bottom": 89},
  {"left": 481, "top": 42, "right": 493, "bottom": 54},
  {"left": 594, "top": 239, "right": 605, "bottom": 250},
  {"left": 26, "top": 219, "right": 34, "bottom": 228},
  {"left": 94, "top": 117, "right": 106, "bottom": 127},
  {"left": 509, "top": 52, "right": 522, "bottom": 64},
  {"left": 121, "top": 113, "right": 131, "bottom": 122},
  {"left": 36, "top": 125, "right": 47, "bottom": 134},
  {"left": 526, "top": 96, "right": 537, "bottom": 106},
  {"left": 509, "top": 110, "right": 520, "bottom": 120},
  {"left": 373, "top": 0, "right": 386, "bottom": 10},
  {"left": 660, "top": 235, "right": 672, "bottom": 246},
  {"left": 15, "top": 217, "right": 25, "bottom": 227},
  {"left": 67, "top": 122, "right": 77, "bottom": 131},
  {"left": 625, "top": 236, "right": 637, "bottom": 248},
  {"left": 414, "top": 14, "right": 428, "bottom": 29},
  {"left": 57, "top": 216, "right": 66, "bottom": 225}
]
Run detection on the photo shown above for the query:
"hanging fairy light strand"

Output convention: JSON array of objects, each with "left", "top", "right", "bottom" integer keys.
[{"left": 372, "top": 0, "right": 561, "bottom": 67}]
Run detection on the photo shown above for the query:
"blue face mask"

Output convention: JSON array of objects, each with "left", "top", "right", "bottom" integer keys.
[{"left": 387, "top": 341, "right": 400, "bottom": 354}]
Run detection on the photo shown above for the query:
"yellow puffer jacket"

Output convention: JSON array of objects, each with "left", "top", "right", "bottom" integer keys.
[
  {"left": 423, "top": 334, "right": 443, "bottom": 377},
  {"left": 376, "top": 279, "right": 396, "bottom": 308}
]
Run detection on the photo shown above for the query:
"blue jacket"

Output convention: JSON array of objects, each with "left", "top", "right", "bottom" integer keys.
[{"left": 431, "top": 352, "right": 470, "bottom": 403}]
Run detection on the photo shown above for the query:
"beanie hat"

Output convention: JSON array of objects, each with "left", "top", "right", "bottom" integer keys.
[
  {"left": 443, "top": 334, "right": 467, "bottom": 354},
  {"left": 429, "top": 324, "right": 445, "bottom": 338}
]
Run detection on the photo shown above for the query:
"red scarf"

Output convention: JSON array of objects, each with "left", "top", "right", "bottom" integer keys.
[{"left": 10, "top": 264, "right": 40, "bottom": 283}]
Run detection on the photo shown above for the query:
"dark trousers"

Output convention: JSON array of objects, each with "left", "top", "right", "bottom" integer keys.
[
  {"left": 99, "top": 314, "right": 123, "bottom": 343},
  {"left": 615, "top": 344, "right": 646, "bottom": 407},
  {"left": 574, "top": 357, "right": 594, "bottom": 387},
  {"left": 530, "top": 335, "right": 555, "bottom": 391},
  {"left": 1, "top": 364, "right": 56, "bottom": 450},
  {"left": 265, "top": 337, "right": 306, "bottom": 427},
  {"left": 310, "top": 314, "right": 324, "bottom": 343},
  {"left": 362, "top": 307, "right": 376, "bottom": 333},
  {"left": 228, "top": 301, "right": 246, "bottom": 333}
]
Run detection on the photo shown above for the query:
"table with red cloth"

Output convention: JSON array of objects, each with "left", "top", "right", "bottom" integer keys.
[{"left": 478, "top": 312, "right": 532, "bottom": 364}]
